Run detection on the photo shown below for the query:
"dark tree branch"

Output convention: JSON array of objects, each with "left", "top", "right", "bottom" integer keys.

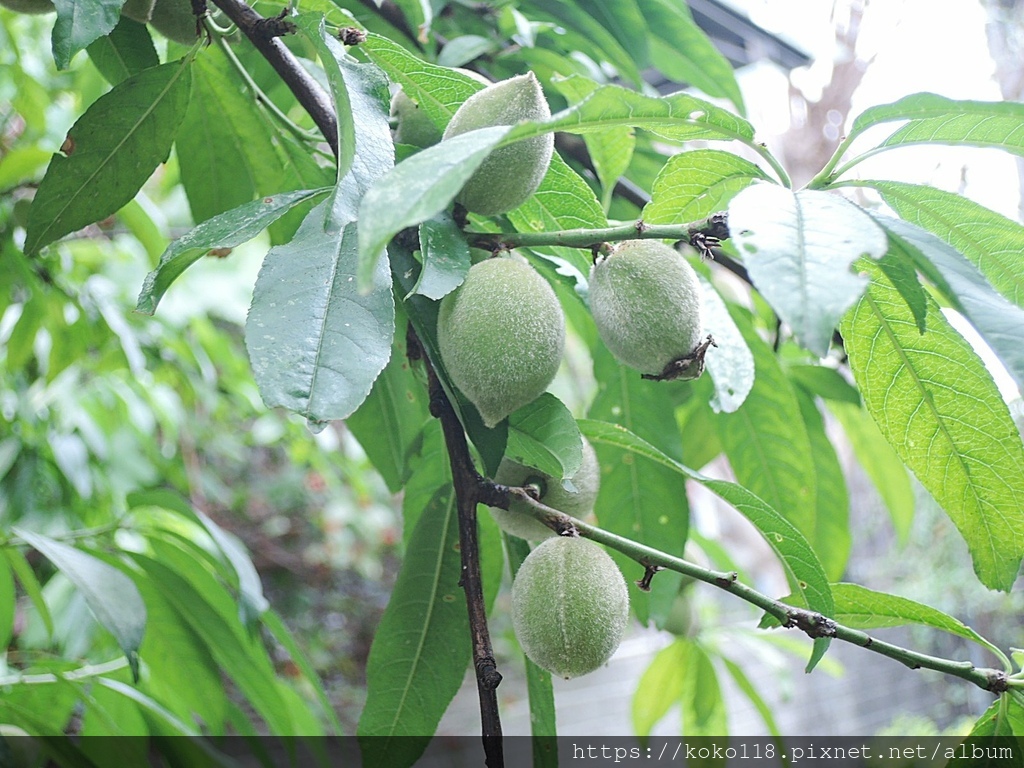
[
  {"left": 207, "top": 0, "right": 339, "bottom": 157},
  {"left": 417, "top": 336, "right": 504, "bottom": 768}
]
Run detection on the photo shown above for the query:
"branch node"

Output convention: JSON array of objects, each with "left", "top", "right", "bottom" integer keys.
[
  {"left": 339, "top": 26, "right": 367, "bottom": 45},
  {"left": 784, "top": 608, "right": 838, "bottom": 638},
  {"left": 253, "top": 12, "right": 296, "bottom": 39},
  {"left": 634, "top": 219, "right": 649, "bottom": 235},
  {"left": 714, "top": 571, "right": 738, "bottom": 589},
  {"left": 986, "top": 671, "right": 1010, "bottom": 694}
]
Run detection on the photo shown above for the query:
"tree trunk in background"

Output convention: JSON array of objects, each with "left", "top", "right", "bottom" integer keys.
[
  {"left": 779, "top": 0, "right": 870, "bottom": 189},
  {"left": 981, "top": 0, "right": 1024, "bottom": 221}
]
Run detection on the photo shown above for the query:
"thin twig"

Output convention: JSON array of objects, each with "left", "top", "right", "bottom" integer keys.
[
  {"left": 207, "top": 0, "right": 339, "bottom": 157},
  {"left": 501, "top": 487, "right": 1012, "bottom": 695}
]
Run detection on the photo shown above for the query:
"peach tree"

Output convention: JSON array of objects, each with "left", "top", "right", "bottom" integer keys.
[{"left": 2, "top": 0, "right": 1024, "bottom": 765}]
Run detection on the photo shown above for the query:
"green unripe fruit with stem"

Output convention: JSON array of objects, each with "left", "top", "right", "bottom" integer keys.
[
  {"left": 589, "top": 240, "right": 706, "bottom": 378},
  {"left": 442, "top": 72, "right": 554, "bottom": 215},
  {"left": 511, "top": 536, "right": 629, "bottom": 679},
  {"left": 490, "top": 437, "right": 600, "bottom": 541},
  {"left": 392, "top": 69, "right": 490, "bottom": 148},
  {"left": 437, "top": 256, "right": 565, "bottom": 428}
]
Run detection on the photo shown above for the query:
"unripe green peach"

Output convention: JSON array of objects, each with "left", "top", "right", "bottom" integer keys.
[
  {"left": 392, "top": 69, "right": 490, "bottom": 148},
  {"left": 437, "top": 256, "right": 565, "bottom": 428},
  {"left": 0, "top": 0, "right": 54, "bottom": 14},
  {"left": 441, "top": 72, "right": 554, "bottom": 215},
  {"left": 589, "top": 240, "right": 704, "bottom": 377},
  {"left": 490, "top": 437, "right": 600, "bottom": 540},
  {"left": 149, "top": 0, "right": 199, "bottom": 43},
  {"left": 511, "top": 536, "right": 629, "bottom": 679}
]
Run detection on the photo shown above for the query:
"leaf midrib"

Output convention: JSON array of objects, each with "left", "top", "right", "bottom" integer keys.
[{"left": 35, "top": 62, "right": 188, "bottom": 250}]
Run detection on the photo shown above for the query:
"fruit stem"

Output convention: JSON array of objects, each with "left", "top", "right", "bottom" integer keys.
[
  {"left": 503, "top": 490, "right": 1013, "bottom": 694},
  {"left": 467, "top": 213, "right": 730, "bottom": 254}
]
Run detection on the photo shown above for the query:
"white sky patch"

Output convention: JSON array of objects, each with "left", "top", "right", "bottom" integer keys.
[{"left": 728, "top": 0, "right": 1023, "bottom": 219}]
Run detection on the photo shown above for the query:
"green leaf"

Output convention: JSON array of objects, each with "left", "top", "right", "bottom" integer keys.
[
  {"left": 644, "top": 0, "right": 745, "bottom": 113},
  {"left": 95, "top": 678, "right": 205, "bottom": 737},
  {"left": 712, "top": 313, "right": 818, "bottom": 545},
  {"left": 852, "top": 93, "right": 1024, "bottom": 158},
  {"left": 633, "top": 639, "right": 689, "bottom": 737},
  {"left": 509, "top": 150, "right": 609, "bottom": 233},
  {"left": 192, "top": 511, "right": 268, "bottom": 624},
  {"left": 588, "top": 344, "right": 688, "bottom": 626},
  {"left": 876, "top": 234, "right": 929, "bottom": 334},
  {"left": 261, "top": 609, "right": 344, "bottom": 736},
  {"left": 506, "top": 152, "right": 607, "bottom": 280},
  {"left": 25, "top": 59, "right": 191, "bottom": 255},
  {"left": 578, "top": 0, "right": 649, "bottom": 66},
  {"left": 873, "top": 213, "right": 1024, "bottom": 390},
  {"left": 357, "top": 125, "right": 511, "bottom": 286},
  {"left": 645, "top": 149, "right": 768, "bottom": 225},
  {"left": 3, "top": 547, "right": 53, "bottom": 639},
  {"left": 293, "top": 14, "right": 357, "bottom": 183},
  {"left": 718, "top": 655, "right": 783, "bottom": 738},
  {"left": 505, "top": 393, "right": 583, "bottom": 481},
  {"left": 520, "top": 0, "right": 644, "bottom": 86},
  {"left": 699, "top": 275, "right": 754, "bottom": 414},
  {"left": 841, "top": 262, "right": 1024, "bottom": 590},
  {"left": 346, "top": 304, "right": 430, "bottom": 493},
  {"left": 534, "top": 76, "right": 755, "bottom": 143},
  {"left": 795, "top": 387, "right": 850, "bottom": 581},
  {"left": 968, "top": 697, "right": 1021, "bottom": 744},
  {"left": 132, "top": 575, "right": 228, "bottom": 732},
  {"left": 52, "top": 0, "right": 124, "bottom": 70},
  {"left": 828, "top": 583, "right": 1003, "bottom": 658},
  {"left": 729, "top": 185, "right": 888, "bottom": 356},
  {"left": 825, "top": 400, "right": 915, "bottom": 544},
  {"left": 85, "top": 17, "right": 158, "bottom": 85},
  {"left": 131, "top": 548, "right": 296, "bottom": 735},
  {"left": 15, "top": 530, "right": 146, "bottom": 681},
  {"left": 360, "top": 32, "right": 486, "bottom": 131},
  {"left": 391, "top": 0, "right": 431, "bottom": 43},
  {"left": 435, "top": 35, "right": 493, "bottom": 68},
  {"left": 245, "top": 200, "right": 396, "bottom": 428},
  {"left": 358, "top": 486, "right": 469, "bottom": 768},
  {"left": 863, "top": 181, "right": 1024, "bottom": 308},
  {"left": 579, "top": 419, "right": 834, "bottom": 647},
  {"left": 786, "top": 364, "right": 861, "bottom": 407},
  {"left": 299, "top": 21, "right": 393, "bottom": 231},
  {"left": 413, "top": 211, "right": 470, "bottom": 301},
  {"left": 679, "top": 642, "right": 726, "bottom": 737},
  {"left": 632, "top": 639, "right": 726, "bottom": 738},
  {"left": 136, "top": 188, "right": 329, "bottom": 314},
  {"left": 550, "top": 75, "right": 634, "bottom": 204},
  {"left": 176, "top": 44, "right": 262, "bottom": 224},
  {"left": 0, "top": 553, "right": 13, "bottom": 649}
]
